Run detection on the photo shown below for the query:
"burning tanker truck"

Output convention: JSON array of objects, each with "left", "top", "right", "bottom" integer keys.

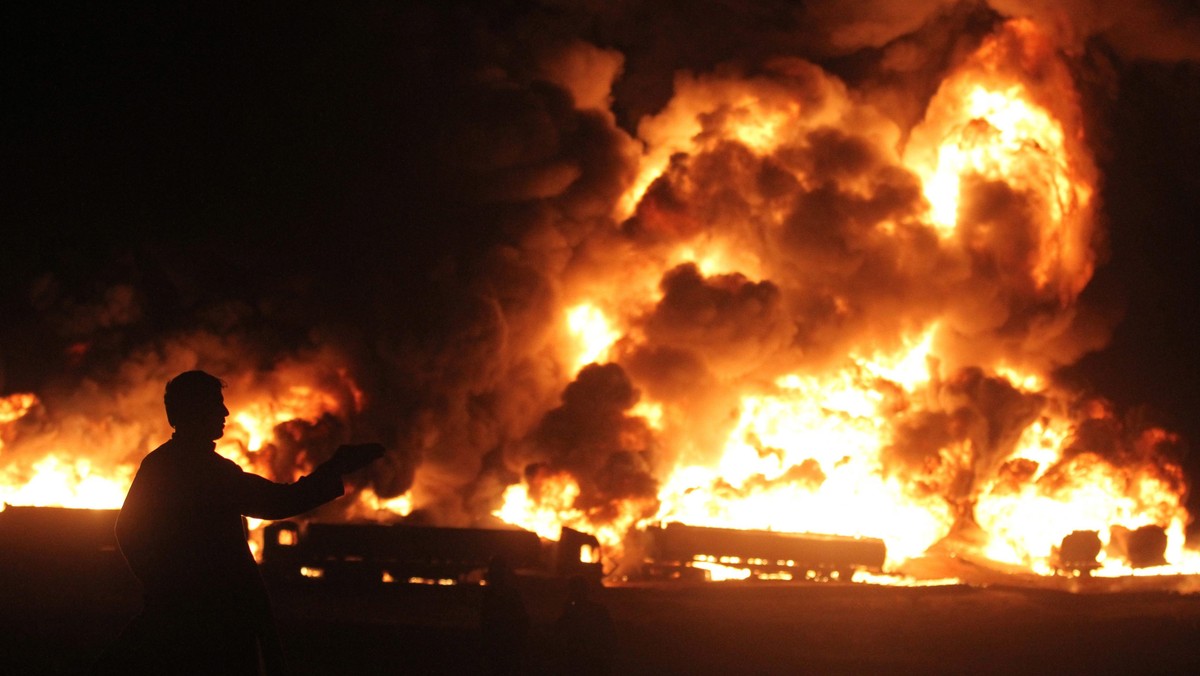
[
  {"left": 258, "top": 520, "right": 603, "bottom": 586},
  {"left": 2, "top": 6, "right": 1200, "bottom": 586},
  {"left": 253, "top": 519, "right": 885, "bottom": 586}
]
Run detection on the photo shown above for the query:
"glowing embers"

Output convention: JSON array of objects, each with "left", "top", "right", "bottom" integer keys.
[
  {"left": 275, "top": 526, "right": 299, "bottom": 547},
  {"left": 402, "top": 576, "right": 457, "bottom": 586}
]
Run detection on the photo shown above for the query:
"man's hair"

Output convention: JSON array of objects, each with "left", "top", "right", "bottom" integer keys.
[{"left": 164, "top": 370, "right": 226, "bottom": 427}]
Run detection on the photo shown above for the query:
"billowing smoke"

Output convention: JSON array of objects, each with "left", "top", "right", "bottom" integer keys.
[
  {"left": 520, "top": 362, "right": 658, "bottom": 520},
  {"left": 4, "top": 1, "right": 1199, "bottom": 570}
]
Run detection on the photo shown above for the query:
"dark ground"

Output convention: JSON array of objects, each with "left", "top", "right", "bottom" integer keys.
[{"left": 5, "top": 561, "right": 1200, "bottom": 676}]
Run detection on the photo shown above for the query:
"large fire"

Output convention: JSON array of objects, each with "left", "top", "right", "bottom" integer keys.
[
  {"left": 1, "top": 17, "right": 1195, "bottom": 582},
  {"left": 500, "top": 18, "right": 1196, "bottom": 579},
  {"left": 0, "top": 370, "right": 412, "bottom": 559}
]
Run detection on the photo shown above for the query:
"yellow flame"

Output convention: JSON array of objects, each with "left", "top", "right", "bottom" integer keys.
[
  {"left": 223, "top": 385, "right": 342, "bottom": 458},
  {"left": 566, "top": 303, "right": 620, "bottom": 373},
  {"left": 630, "top": 400, "right": 664, "bottom": 431},
  {"left": 356, "top": 487, "right": 414, "bottom": 518},
  {"left": 852, "top": 325, "right": 939, "bottom": 391},
  {"left": 654, "top": 338, "right": 958, "bottom": 567},
  {"left": 909, "top": 85, "right": 1073, "bottom": 234},
  {"left": 497, "top": 22, "right": 1188, "bottom": 585},
  {"left": 975, "top": 451, "right": 1189, "bottom": 572},
  {"left": 493, "top": 472, "right": 647, "bottom": 565},
  {"left": 901, "top": 22, "right": 1097, "bottom": 302},
  {"left": 672, "top": 245, "right": 765, "bottom": 282},
  {"left": 0, "top": 393, "right": 37, "bottom": 425},
  {"left": 495, "top": 478, "right": 580, "bottom": 542},
  {"left": 691, "top": 559, "right": 753, "bottom": 582},
  {"left": 0, "top": 393, "right": 38, "bottom": 455},
  {"left": 0, "top": 455, "right": 132, "bottom": 510},
  {"left": 995, "top": 365, "right": 1045, "bottom": 392},
  {"left": 4, "top": 20, "right": 1188, "bottom": 587},
  {"left": 1, "top": 380, "right": 352, "bottom": 524}
]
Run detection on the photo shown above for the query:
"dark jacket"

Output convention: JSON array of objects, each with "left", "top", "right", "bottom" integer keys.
[{"left": 100, "top": 435, "right": 342, "bottom": 675}]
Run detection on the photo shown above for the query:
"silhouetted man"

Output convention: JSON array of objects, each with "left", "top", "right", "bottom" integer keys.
[{"left": 94, "top": 370, "right": 384, "bottom": 675}]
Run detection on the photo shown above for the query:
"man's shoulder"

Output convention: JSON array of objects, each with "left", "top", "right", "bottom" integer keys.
[
  {"left": 140, "top": 439, "right": 239, "bottom": 472},
  {"left": 136, "top": 441, "right": 174, "bottom": 470}
]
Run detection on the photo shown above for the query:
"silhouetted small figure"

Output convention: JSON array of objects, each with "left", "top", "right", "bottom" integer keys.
[
  {"left": 552, "top": 575, "right": 615, "bottom": 675},
  {"left": 480, "top": 556, "right": 530, "bottom": 675},
  {"left": 92, "top": 370, "right": 384, "bottom": 675}
]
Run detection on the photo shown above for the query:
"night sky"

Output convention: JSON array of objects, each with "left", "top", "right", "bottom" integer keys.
[{"left": 6, "top": 3, "right": 1200, "bottom": 518}]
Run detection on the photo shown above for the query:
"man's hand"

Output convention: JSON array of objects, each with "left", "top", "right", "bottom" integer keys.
[{"left": 328, "top": 443, "right": 386, "bottom": 475}]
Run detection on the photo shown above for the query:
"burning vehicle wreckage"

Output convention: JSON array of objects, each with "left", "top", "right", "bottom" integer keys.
[
  {"left": 0, "top": 503, "right": 1177, "bottom": 589},
  {"left": 5, "top": 6, "right": 1200, "bottom": 592},
  {"left": 254, "top": 520, "right": 888, "bottom": 586},
  {"left": 259, "top": 519, "right": 604, "bottom": 586},
  {"left": 0, "top": 499, "right": 1180, "bottom": 590},
  {"left": 0, "top": 503, "right": 890, "bottom": 588}
]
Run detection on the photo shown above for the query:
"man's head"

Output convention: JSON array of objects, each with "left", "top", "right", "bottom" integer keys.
[{"left": 164, "top": 370, "right": 228, "bottom": 440}]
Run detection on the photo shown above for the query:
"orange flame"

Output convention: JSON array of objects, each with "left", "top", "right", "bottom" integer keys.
[
  {"left": 2, "top": 18, "right": 1192, "bottom": 587},
  {"left": 494, "top": 19, "right": 1195, "bottom": 582},
  {"left": 903, "top": 19, "right": 1096, "bottom": 302},
  {"left": 1, "top": 376, "right": 355, "bottom": 515}
]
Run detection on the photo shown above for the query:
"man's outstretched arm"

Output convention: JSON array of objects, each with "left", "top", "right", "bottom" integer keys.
[{"left": 229, "top": 443, "right": 385, "bottom": 519}]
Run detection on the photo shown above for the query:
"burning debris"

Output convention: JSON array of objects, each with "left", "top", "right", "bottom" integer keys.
[
  {"left": 1109, "top": 525, "right": 1169, "bottom": 570},
  {"left": 1051, "top": 530, "right": 1103, "bottom": 576},
  {"left": 4, "top": 1, "right": 1200, "bottom": 585}
]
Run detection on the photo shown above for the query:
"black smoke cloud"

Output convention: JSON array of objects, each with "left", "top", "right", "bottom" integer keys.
[
  {"left": 5, "top": 1, "right": 1200, "bottom": 531},
  {"left": 886, "top": 368, "right": 1044, "bottom": 501},
  {"left": 644, "top": 263, "right": 792, "bottom": 380},
  {"left": 522, "top": 362, "right": 658, "bottom": 520}
]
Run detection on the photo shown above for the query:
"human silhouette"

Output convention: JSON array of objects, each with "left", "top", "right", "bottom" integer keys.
[
  {"left": 92, "top": 370, "right": 384, "bottom": 675},
  {"left": 480, "top": 556, "right": 530, "bottom": 675},
  {"left": 551, "top": 575, "right": 616, "bottom": 675}
]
